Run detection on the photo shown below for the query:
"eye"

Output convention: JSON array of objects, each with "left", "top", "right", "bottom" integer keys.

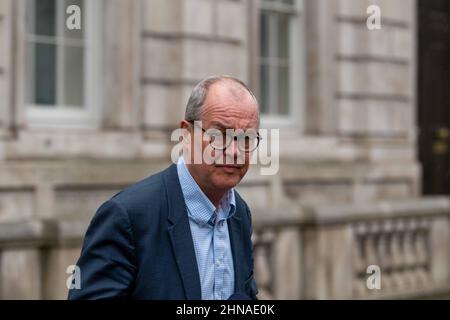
[
  {"left": 208, "top": 131, "right": 225, "bottom": 142},
  {"left": 244, "top": 134, "right": 257, "bottom": 140}
]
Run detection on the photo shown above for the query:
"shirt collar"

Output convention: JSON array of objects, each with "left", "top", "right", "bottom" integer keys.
[{"left": 176, "top": 156, "right": 236, "bottom": 226}]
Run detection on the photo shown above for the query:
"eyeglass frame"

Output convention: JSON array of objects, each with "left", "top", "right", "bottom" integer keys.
[{"left": 186, "top": 120, "right": 262, "bottom": 152}]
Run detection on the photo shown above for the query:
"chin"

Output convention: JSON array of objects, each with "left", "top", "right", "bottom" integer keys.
[{"left": 213, "top": 175, "right": 242, "bottom": 190}]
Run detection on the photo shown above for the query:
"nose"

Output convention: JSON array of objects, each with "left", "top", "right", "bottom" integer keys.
[{"left": 224, "top": 137, "right": 243, "bottom": 164}]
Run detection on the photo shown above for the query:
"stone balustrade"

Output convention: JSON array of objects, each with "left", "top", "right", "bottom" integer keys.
[
  {"left": 251, "top": 197, "right": 450, "bottom": 299},
  {"left": 0, "top": 197, "right": 449, "bottom": 299}
]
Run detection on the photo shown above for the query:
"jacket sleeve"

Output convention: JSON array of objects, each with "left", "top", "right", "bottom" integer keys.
[{"left": 68, "top": 200, "right": 137, "bottom": 299}]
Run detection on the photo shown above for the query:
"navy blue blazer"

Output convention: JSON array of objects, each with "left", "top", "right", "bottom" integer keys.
[{"left": 68, "top": 164, "right": 258, "bottom": 300}]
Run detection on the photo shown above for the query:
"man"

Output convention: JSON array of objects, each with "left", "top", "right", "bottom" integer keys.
[{"left": 68, "top": 76, "right": 260, "bottom": 299}]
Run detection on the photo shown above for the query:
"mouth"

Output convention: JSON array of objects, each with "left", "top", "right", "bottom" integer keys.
[
  {"left": 215, "top": 164, "right": 243, "bottom": 168},
  {"left": 215, "top": 164, "right": 243, "bottom": 173}
]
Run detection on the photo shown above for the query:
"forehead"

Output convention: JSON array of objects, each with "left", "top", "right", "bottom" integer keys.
[{"left": 201, "top": 82, "right": 259, "bottom": 128}]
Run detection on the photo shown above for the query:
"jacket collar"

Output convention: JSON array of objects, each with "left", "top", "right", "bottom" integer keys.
[
  {"left": 164, "top": 164, "right": 201, "bottom": 299},
  {"left": 163, "top": 163, "right": 245, "bottom": 299}
]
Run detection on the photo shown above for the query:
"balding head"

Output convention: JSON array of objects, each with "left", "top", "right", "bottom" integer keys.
[{"left": 185, "top": 75, "right": 259, "bottom": 125}]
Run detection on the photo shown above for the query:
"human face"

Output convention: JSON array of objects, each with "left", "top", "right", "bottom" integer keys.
[{"left": 182, "top": 82, "right": 259, "bottom": 194}]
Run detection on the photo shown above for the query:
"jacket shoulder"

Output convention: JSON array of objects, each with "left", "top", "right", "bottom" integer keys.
[{"left": 109, "top": 164, "right": 174, "bottom": 213}]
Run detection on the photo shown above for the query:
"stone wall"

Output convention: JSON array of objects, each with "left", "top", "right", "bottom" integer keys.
[
  {"left": 140, "top": 0, "right": 248, "bottom": 133},
  {"left": 0, "top": 0, "right": 441, "bottom": 299}
]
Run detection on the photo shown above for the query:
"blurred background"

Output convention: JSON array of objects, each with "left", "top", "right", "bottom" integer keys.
[{"left": 0, "top": 0, "right": 449, "bottom": 299}]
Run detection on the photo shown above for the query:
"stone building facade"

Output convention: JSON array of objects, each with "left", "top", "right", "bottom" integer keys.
[{"left": 0, "top": 0, "right": 449, "bottom": 299}]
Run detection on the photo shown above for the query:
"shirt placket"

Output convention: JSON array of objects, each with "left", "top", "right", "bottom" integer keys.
[{"left": 213, "top": 210, "right": 227, "bottom": 300}]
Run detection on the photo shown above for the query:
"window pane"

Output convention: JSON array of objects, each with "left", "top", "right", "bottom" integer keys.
[
  {"left": 260, "top": 12, "right": 270, "bottom": 58},
  {"left": 277, "top": 14, "right": 289, "bottom": 59},
  {"left": 259, "top": 64, "right": 270, "bottom": 114},
  {"left": 63, "top": 0, "right": 84, "bottom": 39},
  {"left": 63, "top": 45, "right": 84, "bottom": 106},
  {"left": 277, "top": 66, "right": 289, "bottom": 115},
  {"left": 33, "top": 0, "right": 56, "bottom": 36},
  {"left": 33, "top": 43, "right": 57, "bottom": 105}
]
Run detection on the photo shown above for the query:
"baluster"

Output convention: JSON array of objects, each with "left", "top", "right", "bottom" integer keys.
[
  {"left": 414, "top": 228, "right": 430, "bottom": 288},
  {"left": 390, "top": 219, "right": 406, "bottom": 292},
  {"left": 254, "top": 229, "right": 276, "bottom": 299},
  {"left": 352, "top": 226, "right": 366, "bottom": 298},
  {"left": 365, "top": 223, "right": 378, "bottom": 266},
  {"left": 377, "top": 231, "right": 390, "bottom": 292},
  {"left": 402, "top": 219, "right": 416, "bottom": 290},
  {"left": 353, "top": 223, "right": 367, "bottom": 274},
  {"left": 381, "top": 219, "right": 394, "bottom": 292}
]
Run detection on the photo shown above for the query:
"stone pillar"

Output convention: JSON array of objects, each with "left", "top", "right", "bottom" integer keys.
[
  {"left": 0, "top": 0, "right": 24, "bottom": 138},
  {"left": 0, "top": 0, "right": 11, "bottom": 137},
  {"left": 430, "top": 217, "right": 450, "bottom": 284},
  {"left": 303, "top": 224, "right": 354, "bottom": 299},
  {"left": 102, "top": 0, "right": 141, "bottom": 130},
  {"left": 42, "top": 247, "right": 81, "bottom": 299},
  {"left": 304, "top": 0, "right": 338, "bottom": 135},
  {"left": 273, "top": 227, "right": 302, "bottom": 299},
  {"left": 0, "top": 248, "right": 43, "bottom": 299}
]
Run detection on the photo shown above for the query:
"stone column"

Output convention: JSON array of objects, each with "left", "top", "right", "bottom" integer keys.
[
  {"left": 303, "top": 224, "right": 354, "bottom": 299},
  {"left": 0, "top": 249, "right": 43, "bottom": 299},
  {"left": 430, "top": 217, "right": 450, "bottom": 285},
  {"left": 102, "top": 0, "right": 141, "bottom": 130},
  {"left": 0, "top": 0, "right": 26, "bottom": 138},
  {"left": 0, "top": 0, "right": 11, "bottom": 137},
  {"left": 304, "top": 0, "right": 339, "bottom": 135}
]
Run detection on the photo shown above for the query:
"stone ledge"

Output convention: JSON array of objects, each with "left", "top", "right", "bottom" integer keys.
[
  {"left": 252, "top": 206, "right": 305, "bottom": 228},
  {"left": 303, "top": 197, "right": 450, "bottom": 225},
  {"left": 356, "top": 284, "right": 450, "bottom": 300},
  {"left": 0, "top": 159, "right": 169, "bottom": 187},
  {"left": 142, "top": 30, "right": 242, "bottom": 46},
  {"left": 0, "top": 219, "right": 58, "bottom": 247},
  {"left": 2, "top": 198, "right": 447, "bottom": 246},
  {"left": 0, "top": 218, "right": 88, "bottom": 248}
]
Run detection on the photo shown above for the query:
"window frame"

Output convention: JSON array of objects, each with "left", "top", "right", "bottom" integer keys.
[
  {"left": 255, "top": 0, "right": 305, "bottom": 135},
  {"left": 25, "top": 0, "right": 102, "bottom": 129}
]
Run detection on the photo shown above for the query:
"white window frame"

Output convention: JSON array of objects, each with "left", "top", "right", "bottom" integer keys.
[
  {"left": 257, "top": 0, "right": 305, "bottom": 135},
  {"left": 25, "top": 0, "right": 102, "bottom": 129}
]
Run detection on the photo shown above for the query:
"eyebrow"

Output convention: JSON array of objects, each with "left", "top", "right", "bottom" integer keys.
[
  {"left": 209, "top": 121, "right": 233, "bottom": 130},
  {"left": 208, "top": 121, "right": 258, "bottom": 132}
]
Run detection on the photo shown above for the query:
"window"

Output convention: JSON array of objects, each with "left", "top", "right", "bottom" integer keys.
[
  {"left": 258, "top": 0, "right": 303, "bottom": 121},
  {"left": 25, "top": 0, "right": 101, "bottom": 127}
]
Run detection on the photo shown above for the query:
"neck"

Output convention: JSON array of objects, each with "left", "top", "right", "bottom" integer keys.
[{"left": 203, "top": 189, "right": 226, "bottom": 209}]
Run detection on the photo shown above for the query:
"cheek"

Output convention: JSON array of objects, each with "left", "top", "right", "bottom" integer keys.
[{"left": 239, "top": 165, "right": 250, "bottom": 181}]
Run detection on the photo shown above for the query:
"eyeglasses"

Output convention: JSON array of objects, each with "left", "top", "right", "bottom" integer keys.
[{"left": 188, "top": 120, "right": 262, "bottom": 152}]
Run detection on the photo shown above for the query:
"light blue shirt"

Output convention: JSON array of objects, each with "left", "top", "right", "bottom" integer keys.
[{"left": 176, "top": 156, "right": 236, "bottom": 300}]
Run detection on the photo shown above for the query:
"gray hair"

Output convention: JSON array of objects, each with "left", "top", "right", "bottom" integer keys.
[{"left": 184, "top": 75, "right": 258, "bottom": 122}]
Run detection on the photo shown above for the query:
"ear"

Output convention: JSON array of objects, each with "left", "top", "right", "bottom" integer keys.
[
  {"left": 180, "top": 120, "right": 192, "bottom": 144},
  {"left": 180, "top": 119, "right": 190, "bottom": 130}
]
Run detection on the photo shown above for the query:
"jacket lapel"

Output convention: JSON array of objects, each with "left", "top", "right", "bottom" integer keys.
[
  {"left": 164, "top": 164, "right": 202, "bottom": 300},
  {"left": 228, "top": 205, "right": 245, "bottom": 293}
]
